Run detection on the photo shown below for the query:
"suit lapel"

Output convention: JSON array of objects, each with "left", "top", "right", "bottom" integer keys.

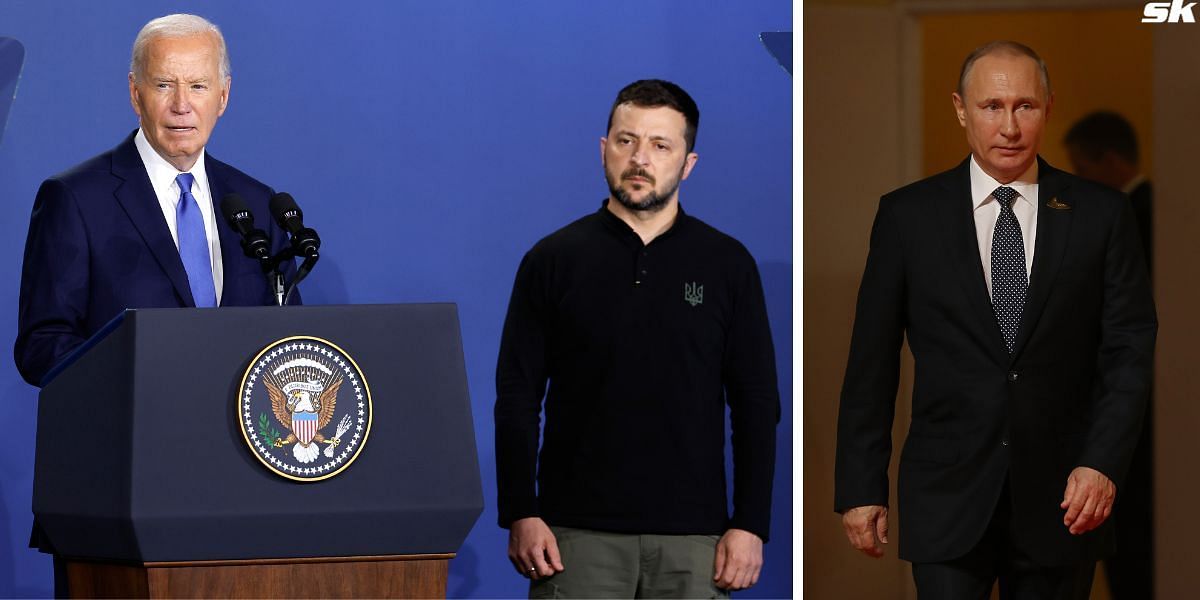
[
  {"left": 110, "top": 131, "right": 196, "bottom": 306},
  {"left": 936, "top": 158, "right": 1010, "bottom": 363},
  {"left": 206, "top": 155, "right": 244, "bottom": 307},
  {"left": 1011, "top": 159, "right": 1072, "bottom": 359}
]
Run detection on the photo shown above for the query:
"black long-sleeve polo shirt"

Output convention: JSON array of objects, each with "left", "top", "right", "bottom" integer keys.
[{"left": 494, "top": 201, "right": 780, "bottom": 541}]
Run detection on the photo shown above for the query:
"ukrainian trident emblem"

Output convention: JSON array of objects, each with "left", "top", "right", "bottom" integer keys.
[
  {"left": 238, "top": 336, "right": 372, "bottom": 482},
  {"left": 684, "top": 281, "right": 704, "bottom": 307}
]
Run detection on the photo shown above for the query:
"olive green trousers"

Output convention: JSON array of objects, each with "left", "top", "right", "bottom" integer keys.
[{"left": 529, "top": 526, "right": 730, "bottom": 599}]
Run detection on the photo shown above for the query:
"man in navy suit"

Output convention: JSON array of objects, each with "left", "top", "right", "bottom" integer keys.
[
  {"left": 835, "top": 42, "right": 1156, "bottom": 598},
  {"left": 15, "top": 13, "right": 295, "bottom": 387}
]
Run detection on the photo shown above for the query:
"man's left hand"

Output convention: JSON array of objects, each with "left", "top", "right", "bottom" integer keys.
[
  {"left": 1060, "top": 466, "right": 1116, "bottom": 535},
  {"left": 713, "top": 528, "right": 763, "bottom": 591}
]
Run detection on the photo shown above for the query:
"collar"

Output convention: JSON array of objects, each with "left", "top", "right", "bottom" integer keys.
[
  {"left": 969, "top": 155, "right": 1038, "bottom": 210},
  {"left": 134, "top": 128, "right": 209, "bottom": 201},
  {"left": 1122, "top": 173, "right": 1148, "bottom": 196},
  {"left": 597, "top": 198, "right": 688, "bottom": 245}
]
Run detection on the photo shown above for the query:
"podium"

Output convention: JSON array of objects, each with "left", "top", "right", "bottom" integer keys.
[{"left": 32, "top": 305, "right": 483, "bottom": 598}]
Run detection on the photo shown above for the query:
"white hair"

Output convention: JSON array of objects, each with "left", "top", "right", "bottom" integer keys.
[{"left": 130, "top": 14, "right": 230, "bottom": 83}]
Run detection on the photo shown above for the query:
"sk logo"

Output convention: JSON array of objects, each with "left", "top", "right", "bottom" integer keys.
[
  {"left": 1143, "top": 0, "right": 1197, "bottom": 22},
  {"left": 684, "top": 282, "right": 704, "bottom": 307}
]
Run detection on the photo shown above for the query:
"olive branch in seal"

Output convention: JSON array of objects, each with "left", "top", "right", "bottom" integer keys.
[{"left": 258, "top": 413, "right": 282, "bottom": 447}]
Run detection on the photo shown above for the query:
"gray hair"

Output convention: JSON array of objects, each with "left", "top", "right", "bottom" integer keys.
[{"left": 130, "top": 14, "right": 230, "bottom": 83}]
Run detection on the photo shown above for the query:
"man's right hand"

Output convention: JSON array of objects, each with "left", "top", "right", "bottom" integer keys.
[
  {"left": 508, "top": 517, "right": 565, "bottom": 579},
  {"left": 841, "top": 505, "right": 888, "bottom": 558}
]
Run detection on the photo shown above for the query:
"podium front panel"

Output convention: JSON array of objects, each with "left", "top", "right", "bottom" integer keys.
[{"left": 35, "top": 305, "right": 483, "bottom": 562}]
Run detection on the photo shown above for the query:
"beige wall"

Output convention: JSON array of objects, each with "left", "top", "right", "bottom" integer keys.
[
  {"left": 1149, "top": 27, "right": 1200, "bottom": 598},
  {"left": 920, "top": 9, "right": 1153, "bottom": 177},
  {"left": 804, "top": 3, "right": 1194, "bottom": 598},
  {"left": 803, "top": 5, "right": 916, "bottom": 599}
]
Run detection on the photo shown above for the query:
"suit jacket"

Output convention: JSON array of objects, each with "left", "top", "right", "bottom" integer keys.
[
  {"left": 14, "top": 130, "right": 298, "bottom": 387},
  {"left": 834, "top": 157, "right": 1156, "bottom": 566},
  {"left": 1130, "top": 179, "right": 1153, "bottom": 280}
]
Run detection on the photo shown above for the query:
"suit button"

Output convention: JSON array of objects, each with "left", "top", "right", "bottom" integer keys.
[
  {"left": 1007, "top": 371, "right": 1019, "bottom": 382},
  {"left": 1002, "top": 439, "right": 1010, "bottom": 446}
]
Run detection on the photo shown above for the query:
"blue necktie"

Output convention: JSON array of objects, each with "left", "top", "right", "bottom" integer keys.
[
  {"left": 175, "top": 173, "right": 216, "bottom": 308},
  {"left": 990, "top": 186, "right": 1027, "bottom": 353}
]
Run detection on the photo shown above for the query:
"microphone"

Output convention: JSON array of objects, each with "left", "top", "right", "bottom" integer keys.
[
  {"left": 220, "top": 193, "right": 271, "bottom": 260},
  {"left": 268, "top": 192, "right": 321, "bottom": 258}
]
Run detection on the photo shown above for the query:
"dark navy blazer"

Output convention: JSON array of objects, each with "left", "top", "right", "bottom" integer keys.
[{"left": 15, "top": 130, "right": 298, "bottom": 387}]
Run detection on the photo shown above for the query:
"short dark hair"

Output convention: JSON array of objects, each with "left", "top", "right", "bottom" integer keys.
[
  {"left": 606, "top": 79, "right": 700, "bottom": 152},
  {"left": 957, "top": 40, "right": 1051, "bottom": 98},
  {"left": 1064, "top": 111, "right": 1139, "bottom": 164}
]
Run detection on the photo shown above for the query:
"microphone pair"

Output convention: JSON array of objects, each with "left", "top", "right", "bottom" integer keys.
[{"left": 220, "top": 192, "right": 321, "bottom": 261}]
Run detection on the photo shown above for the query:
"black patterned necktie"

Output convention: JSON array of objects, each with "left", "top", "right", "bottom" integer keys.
[{"left": 991, "top": 186, "right": 1027, "bottom": 353}]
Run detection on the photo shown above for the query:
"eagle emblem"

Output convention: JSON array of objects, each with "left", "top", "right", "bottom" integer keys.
[
  {"left": 264, "top": 357, "right": 347, "bottom": 463},
  {"left": 237, "top": 336, "right": 372, "bottom": 481}
]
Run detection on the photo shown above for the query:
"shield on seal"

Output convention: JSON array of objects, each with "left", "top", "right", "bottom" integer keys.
[{"left": 292, "top": 411, "right": 318, "bottom": 445}]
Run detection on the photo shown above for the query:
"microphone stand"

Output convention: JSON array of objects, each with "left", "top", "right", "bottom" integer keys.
[
  {"left": 258, "top": 248, "right": 296, "bottom": 307},
  {"left": 227, "top": 200, "right": 318, "bottom": 307},
  {"left": 271, "top": 269, "right": 287, "bottom": 307},
  {"left": 284, "top": 253, "right": 319, "bottom": 306},
  {"left": 257, "top": 237, "right": 319, "bottom": 307}
]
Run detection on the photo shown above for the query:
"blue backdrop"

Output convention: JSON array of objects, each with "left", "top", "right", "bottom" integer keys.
[{"left": 0, "top": 2, "right": 792, "bottom": 597}]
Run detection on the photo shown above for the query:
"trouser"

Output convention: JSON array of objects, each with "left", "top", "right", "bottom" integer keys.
[
  {"left": 53, "top": 555, "right": 68, "bottom": 599},
  {"left": 1103, "top": 407, "right": 1153, "bottom": 599},
  {"left": 912, "top": 481, "right": 1095, "bottom": 600},
  {"left": 529, "top": 526, "right": 730, "bottom": 599}
]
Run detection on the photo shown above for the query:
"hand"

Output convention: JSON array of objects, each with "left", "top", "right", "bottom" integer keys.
[
  {"left": 713, "top": 528, "right": 763, "bottom": 590},
  {"left": 507, "top": 517, "right": 565, "bottom": 579},
  {"left": 1060, "top": 466, "right": 1116, "bottom": 535},
  {"left": 842, "top": 505, "right": 888, "bottom": 557}
]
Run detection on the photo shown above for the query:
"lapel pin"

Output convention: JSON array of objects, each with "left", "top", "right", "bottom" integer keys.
[{"left": 1046, "top": 197, "right": 1071, "bottom": 210}]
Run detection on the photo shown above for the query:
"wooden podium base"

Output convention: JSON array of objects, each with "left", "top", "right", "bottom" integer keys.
[{"left": 65, "top": 553, "right": 454, "bottom": 599}]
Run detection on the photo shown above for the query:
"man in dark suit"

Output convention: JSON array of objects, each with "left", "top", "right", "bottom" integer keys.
[
  {"left": 1064, "top": 111, "right": 1154, "bottom": 600},
  {"left": 1065, "top": 112, "right": 1152, "bottom": 275},
  {"left": 15, "top": 13, "right": 295, "bottom": 388},
  {"left": 835, "top": 41, "right": 1156, "bottom": 599}
]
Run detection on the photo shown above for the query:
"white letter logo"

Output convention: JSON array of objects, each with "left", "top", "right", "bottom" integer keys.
[{"left": 1143, "top": 0, "right": 1197, "bottom": 22}]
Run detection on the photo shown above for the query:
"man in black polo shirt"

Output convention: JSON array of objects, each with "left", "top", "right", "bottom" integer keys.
[{"left": 494, "top": 79, "right": 780, "bottom": 598}]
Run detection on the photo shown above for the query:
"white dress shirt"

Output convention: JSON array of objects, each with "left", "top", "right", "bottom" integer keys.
[
  {"left": 133, "top": 129, "right": 224, "bottom": 304},
  {"left": 970, "top": 156, "right": 1038, "bottom": 299},
  {"left": 1122, "top": 173, "right": 1147, "bottom": 196}
]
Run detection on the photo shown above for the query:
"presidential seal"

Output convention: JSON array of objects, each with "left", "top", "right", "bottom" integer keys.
[{"left": 237, "top": 336, "right": 372, "bottom": 482}]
